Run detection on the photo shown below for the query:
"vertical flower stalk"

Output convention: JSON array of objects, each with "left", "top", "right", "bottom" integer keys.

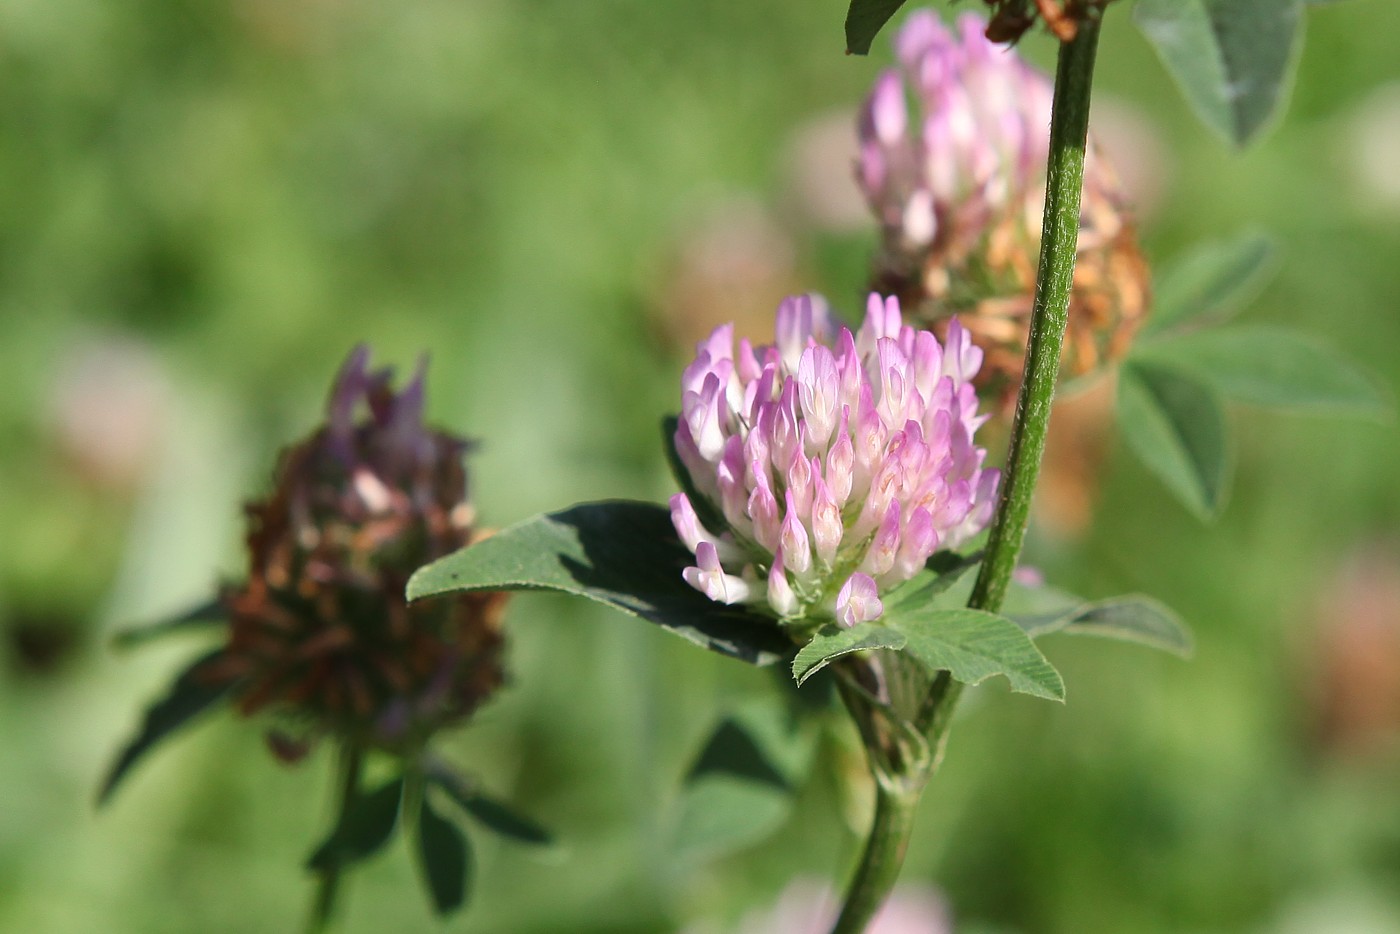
[
  {"left": 831, "top": 11, "right": 1106, "bottom": 934},
  {"left": 969, "top": 12, "right": 1102, "bottom": 615}
]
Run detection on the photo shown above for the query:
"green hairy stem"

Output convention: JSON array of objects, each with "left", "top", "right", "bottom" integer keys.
[{"left": 830, "top": 12, "right": 1104, "bottom": 933}]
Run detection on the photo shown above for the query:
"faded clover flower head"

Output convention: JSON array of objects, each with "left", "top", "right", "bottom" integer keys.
[
  {"left": 858, "top": 10, "right": 1149, "bottom": 408},
  {"left": 205, "top": 347, "right": 506, "bottom": 759},
  {"left": 671, "top": 293, "right": 999, "bottom": 631}
]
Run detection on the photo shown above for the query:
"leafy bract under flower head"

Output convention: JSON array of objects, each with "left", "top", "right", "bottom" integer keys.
[
  {"left": 205, "top": 347, "right": 506, "bottom": 757},
  {"left": 859, "top": 9, "right": 1149, "bottom": 408},
  {"left": 671, "top": 294, "right": 999, "bottom": 631}
]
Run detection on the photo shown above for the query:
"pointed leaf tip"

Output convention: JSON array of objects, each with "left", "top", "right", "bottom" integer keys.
[{"left": 1134, "top": 0, "right": 1303, "bottom": 146}]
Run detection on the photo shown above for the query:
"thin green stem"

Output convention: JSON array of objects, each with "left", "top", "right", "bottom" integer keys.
[
  {"left": 829, "top": 14, "right": 1106, "bottom": 933},
  {"left": 829, "top": 780, "right": 922, "bottom": 934},
  {"left": 968, "top": 13, "right": 1103, "bottom": 614},
  {"left": 304, "top": 742, "right": 364, "bottom": 934}
]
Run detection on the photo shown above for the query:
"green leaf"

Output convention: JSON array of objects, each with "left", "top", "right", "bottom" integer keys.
[
  {"left": 687, "top": 719, "right": 790, "bottom": 791},
  {"left": 425, "top": 763, "right": 555, "bottom": 848},
  {"left": 111, "top": 598, "right": 226, "bottom": 649},
  {"left": 407, "top": 501, "right": 792, "bottom": 666},
  {"left": 306, "top": 777, "right": 404, "bottom": 872},
  {"left": 1134, "top": 0, "right": 1303, "bottom": 146},
  {"left": 98, "top": 649, "right": 233, "bottom": 805},
  {"left": 661, "top": 416, "right": 730, "bottom": 537},
  {"left": 1061, "top": 597, "right": 1195, "bottom": 656},
  {"left": 674, "top": 700, "right": 816, "bottom": 857},
  {"left": 416, "top": 796, "right": 471, "bottom": 917},
  {"left": 460, "top": 796, "right": 552, "bottom": 847},
  {"left": 1117, "top": 361, "right": 1231, "bottom": 518},
  {"left": 1142, "top": 231, "right": 1277, "bottom": 338},
  {"left": 1014, "top": 594, "right": 1195, "bottom": 657},
  {"left": 1137, "top": 326, "right": 1391, "bottom": 418},
  {"left": 791, "top": 624, "right": 906, "bottom": 686},
  {"left": 674, "top": 773, "right": 794, "bottom": 858},
  {"left": 889, "top": 607, "right": 1065, "bottom": 701},
  {"left": 845, "top": 0, "right": 909, "bottom": 55}
]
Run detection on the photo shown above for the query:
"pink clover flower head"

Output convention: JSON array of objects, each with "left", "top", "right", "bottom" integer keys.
[
  {"left": 671, "top": 293, "right": 999, "bottom": 629},
  {"left": 856, "top": 9, "right": 1149, "bottom": 410},
  {"left": 858, "top": 10, "right": 1059, "bottom": 254}
]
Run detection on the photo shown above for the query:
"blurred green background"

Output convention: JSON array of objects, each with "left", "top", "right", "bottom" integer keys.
[{"left": 3, "top": 1, "right": 1399, "bottom": 931}]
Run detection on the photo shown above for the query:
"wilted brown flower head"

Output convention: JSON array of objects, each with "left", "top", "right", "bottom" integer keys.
[
  {"left": 205, "top": 347, "right": 505, "bottom": 758},
  {"left": 858, "top": 11, "right": 1149, "bottom": 412}
]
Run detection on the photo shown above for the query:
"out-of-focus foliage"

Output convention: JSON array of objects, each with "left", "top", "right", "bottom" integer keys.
[{"left": 3, "top": 1, "right": 1400, "bottom": 933}]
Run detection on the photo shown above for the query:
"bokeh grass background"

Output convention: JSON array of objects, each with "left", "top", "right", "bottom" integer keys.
[{"left": 3, "top": 1, "right": 1400, "bottom": 931}]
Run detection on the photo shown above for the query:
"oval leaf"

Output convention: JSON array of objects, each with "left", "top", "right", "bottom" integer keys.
[
  {"left": 1137, "top": 326, "right": 1391, "bottom": 418},
  {"left": 452, "top": 795, "right": 552, "bottom": 848},
  {"left": 1142, "top": 231, "right": 1277, "bottom": 338},
  {"left": 889, "top": 608, "right": 1065, "bottom": 701},
  {"left": 674, "top": 700, "right": 819, "bottom": 857},
  {"left": 425, "top": 763, "right": 555, "bottom": 848},
  {"left": 98, "top": 649, "right": 233, "bottom": 805},
  {"left": 1013, "top": 594, "right": 1195, "bottom": 657},
  {"left": 1117, "top": 361, "right": 1231, "bottom": 519},
  {"left": 791, "top": 623, "right": 907, "bottom": 686},
  {"left": 674, "top": 775, "right": 794, "bottom": 858},
  {"left": 307, "top": 777, "right": 404, "bottom": 872},
  {"left": 1134, "top": 0, "right": 1303, "bottom": 146},
  {"left": 407, "top": 501, "right": 792, "bottom": 666},
  {"left": 1060, "top": 597, "right": 1195, "bottom": 657},
  {"left": 417, "top": 796, "right": 471, "bottom": 916}
]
